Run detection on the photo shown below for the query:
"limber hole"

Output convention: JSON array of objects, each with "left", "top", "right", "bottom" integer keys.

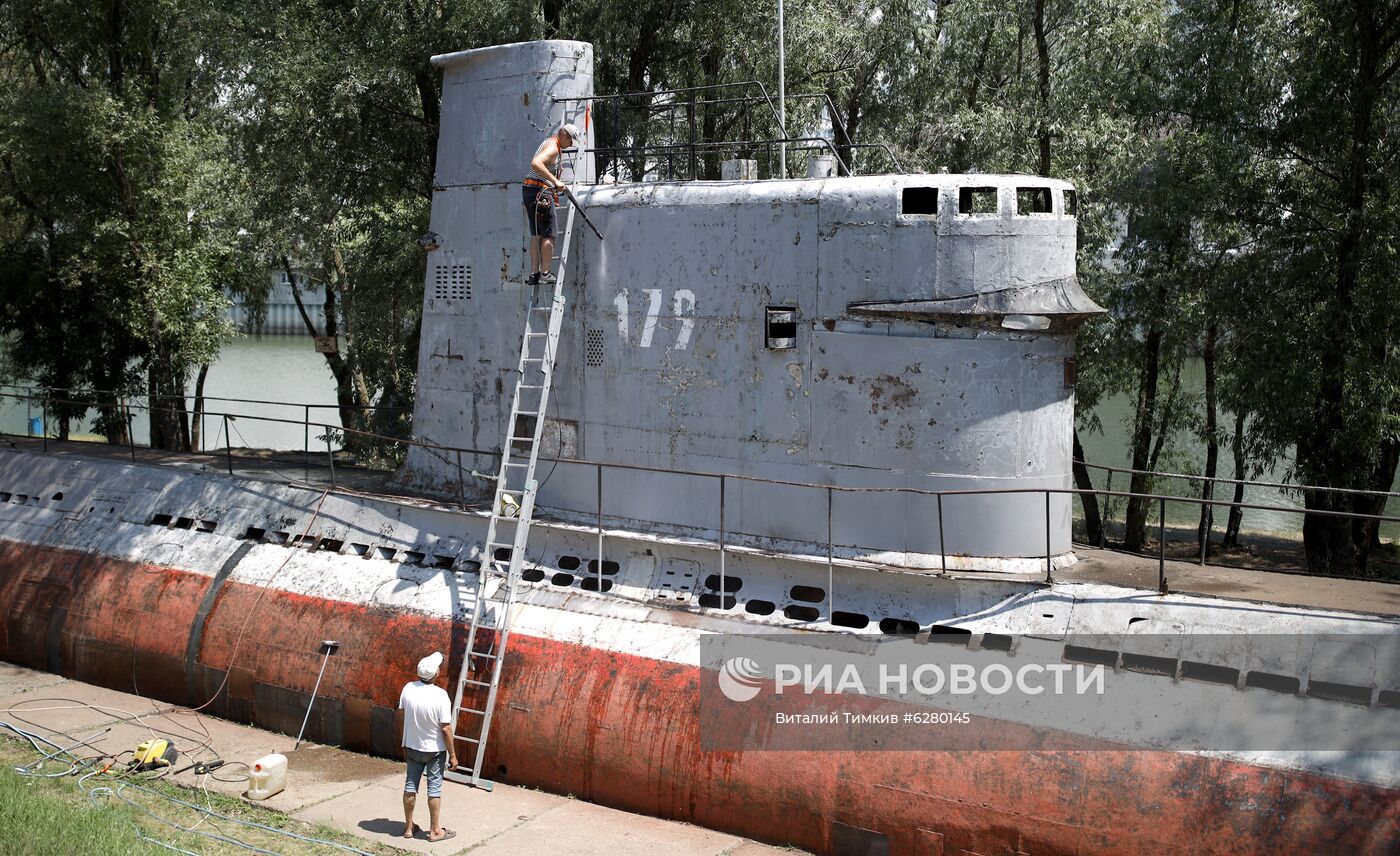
[
  {"left": 831, "top": 611, "right": 869, "bottom": 629},
  {"left": 587, "top": 559, "right": 620, "bottom": 575},
  {"left": 151, "top": 513, "right": 173, "bottom": 527},
  {"left": 0, "top": 493, "right": 10, "bottom": 502},
  {"left": 268, "top": 531, "right": 290, "bottom": 545},
  {"left": 1378, "top": 690, "right": 1400, "bottom": 709},
  {"left": 431, "top": 554, "right": 455, "bottom": 569},
  {"left": 879, "top": 618, "right": 920, "bottom": 636},
  {"left": 51, "top": 492, "right": 64, "bottom": 501},
  {"left": 699, "top": 593, "right": 736, "bottom": 610},
  {"left": 1182, "top": 661, "right": 1238, "bottom": 686},
  {"left": 494, "top": 547, "right": 512, "bottom": 562},
  {"left": 1124, "top": 653, "right": 1177, "bottom": 677},
  {"left": 927, "top": 625, "right": 972, "bottom": 646},
  {"left": 580, "top": 577, "right": 614, "bottom": 593},
  {"left": 318, "top": 538, "right": 345, "bottom": 554},
  {"left": 521, "top": 568, "right": 545, "bottom": 582},
  {"left": 374, "top": 545, "right": 397, "bottom": 561},
  {"left": 704, "top": 573, "right": 742, "bottom": 592},
  {"left": 1307, "top": 680, "right": 1372, "bottom": 706},
  {"left": 784, "top": 604, "right": 820, "bottom": 622},
  {"left": 174, "top": 517, "right": 194, "bottom": 530},
  {"left": 558, "top": 555, "right": 581, "bottom": 571},
  {"left": 243, "top": 527, "right": 265, "bottom": 541},
  {"left": 349, "top": 543, "right": 370, "bottom": 556},
  {"left": 1064, "top": 645, "right": 1117, "bottom": 667},
  {"left": 403, "top": 550, "right": 426, "bottom": 565},
  {"left": 197, "top": 519, "right": 217, "bottom": 533},
  {"left": 550, "top": 572, "right": 574, "bottom": 587},
  {"left": 790, "top": 585, "right": 825, "bottom": 603},
  {"left": 745, "top": 600, "right": 776, "bottom": 616},
  {"left": 981, "top": 633, "right": 1013, "bottom": 652},
  {"left": 1245, "top": 671, "right": 1300, "bottom": 695}
]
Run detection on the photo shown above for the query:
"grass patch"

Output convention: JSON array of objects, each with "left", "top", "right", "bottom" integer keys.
[
  {"left": 0, "top": 738, "right": 398, "bottom": 855},
  {"left": 0, "top": 763, "right": 167, "bottom": 856}
]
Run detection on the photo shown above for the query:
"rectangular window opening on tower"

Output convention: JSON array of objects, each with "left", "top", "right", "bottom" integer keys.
[
  {"left": 1016, "top": 187, "right": 1053, "bottom": 215},
  {"left": 958, "top": 187, "right": 999, "bottom": 215},
  {"left": 901, "top": 187, "right": 939, "bottom": 215},
  {"left": 1064, "top": 190, "right": 1079, "bottom": 216}
]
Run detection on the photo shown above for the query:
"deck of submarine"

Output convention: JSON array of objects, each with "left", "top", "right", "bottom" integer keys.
[{"left": 3, "top": 434, "right": 1396, "bottom": 619}]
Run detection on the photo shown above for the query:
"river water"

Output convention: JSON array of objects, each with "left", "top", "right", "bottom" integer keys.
[{"left": 2, "top": 336, "right": 1394, "bottom": 539}]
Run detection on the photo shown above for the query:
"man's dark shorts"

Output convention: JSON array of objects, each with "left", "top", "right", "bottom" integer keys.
[{"left": 523, "top": 184, "right": 554, "bottom": 238}]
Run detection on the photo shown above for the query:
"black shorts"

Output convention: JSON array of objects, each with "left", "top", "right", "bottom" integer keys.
[{"left": 523, "top": 184, "right": 555, "bottom": 237}]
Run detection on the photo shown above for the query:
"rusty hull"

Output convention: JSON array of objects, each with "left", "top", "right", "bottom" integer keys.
[{"left": 2, "top": 541, "right": 1394, "bottom": 856}]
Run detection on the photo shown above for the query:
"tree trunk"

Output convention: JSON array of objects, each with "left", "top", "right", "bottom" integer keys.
[
  {"left": 285, "top": 256, "right": 364, "bottom": 444},
  {"left": 98, "top": 395, "right": 130, "bottom": 446},
  {"left": 1298, "top": 0, "right": 1384, "bottom": 575},
  {"left": 1073, "top": 431, "right": 1104, "bottom": 546},
  {"left": 1123, "top": 323, "right": 1162, "bottom": 552},
  {"left": 1197, "top": 319, "right": 1219, "bottom": 557},
  {"left": 1033, "top": 0, "right": 1052, "bottom": 176},
  {"left": 700, "top": 44, "right": 721, "bottom": 180},
  {"left": 1355, "top": 437, "right": 1398, "bottom": 557},
  {"left": 1224, "top": 410, "right": 1246, "bottom": 548},
  {"left": 541, "top": 0, "right": 564, "bottom": 37},
  {"left": 1146, "top": 359, "right": 1182, "bottom": 473},
  {"left": 190, "top": 363, "right": 209, "bottom": 452},
  {"left": 146, "top": 360, "right": 189, "bottom": 452}
]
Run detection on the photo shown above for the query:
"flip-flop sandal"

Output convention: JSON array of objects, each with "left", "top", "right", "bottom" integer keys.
[
  {"left": 404, "top": 823, "right": 422, "bottom": 839},
  {"left": 428, "top": 829, "right": 457, "bottom": 842}
]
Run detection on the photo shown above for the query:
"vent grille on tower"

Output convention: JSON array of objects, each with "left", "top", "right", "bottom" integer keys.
[
  {"left": 432, "top": 264, "right": 471, "bottom": 300},
  {"left": 586, "top": 329, "right": 605, "bottom": 366}
]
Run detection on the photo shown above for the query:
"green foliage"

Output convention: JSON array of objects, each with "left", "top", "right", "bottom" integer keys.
[
  {"left": 0, "top": 0, "right": 1394, "bottom": 568},
  {"left": 0, "top": 0, "right": 262, "bottom": 446}
]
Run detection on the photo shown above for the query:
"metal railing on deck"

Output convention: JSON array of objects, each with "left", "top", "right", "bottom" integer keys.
[
  {"left": 556, "top": 81, "right": 903, "bottom": 183},
  {"left": 1, "top": 387, "right": 1397, "bottom": 621}
]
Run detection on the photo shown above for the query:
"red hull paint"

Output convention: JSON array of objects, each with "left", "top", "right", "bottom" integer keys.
[{"left": 1, "top": 543, "right": 1396, "bottom": 855}]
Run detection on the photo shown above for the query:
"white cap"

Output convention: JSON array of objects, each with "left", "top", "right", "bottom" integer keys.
[
  {"left": 559, "top": 123, "right": 582, "bottom": 141},
  {"left": 417, "top": 651, "right": 443, "bottom": 681}
]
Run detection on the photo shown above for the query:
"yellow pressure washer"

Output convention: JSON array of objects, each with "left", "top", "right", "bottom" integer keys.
[{"left": 130, "top": 738, "right": 178, "bottom": 772}]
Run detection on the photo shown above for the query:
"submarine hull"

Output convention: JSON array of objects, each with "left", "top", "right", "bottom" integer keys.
[{"left": 1, "top": 511, "right": 1395, "bottom": 855}]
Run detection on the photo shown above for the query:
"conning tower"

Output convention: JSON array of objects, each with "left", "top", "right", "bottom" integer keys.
[{"left": 403, "top": 40, "right": 1103, "bottom": 568}]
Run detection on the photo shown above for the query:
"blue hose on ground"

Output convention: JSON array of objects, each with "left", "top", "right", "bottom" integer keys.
[{"left": 3, "top": 720, "right": 373, "bottom": 856}]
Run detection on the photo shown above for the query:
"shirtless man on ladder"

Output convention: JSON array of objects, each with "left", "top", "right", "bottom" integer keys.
[{"left": 522, "top": 123, "right": 580, "bottom": 285}]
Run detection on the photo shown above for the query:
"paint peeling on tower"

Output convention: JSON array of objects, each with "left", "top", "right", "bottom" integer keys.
[{"left": 402, "top": 40, "right": 1104, "bottom": 566}]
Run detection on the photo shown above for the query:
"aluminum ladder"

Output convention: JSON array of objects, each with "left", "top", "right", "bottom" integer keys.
[{"left": 445, "top": 200, "right": 577, "bottom": 790}]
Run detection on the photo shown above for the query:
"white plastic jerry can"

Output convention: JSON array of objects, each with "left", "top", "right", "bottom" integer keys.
[{"left": 246, "top": 752, "right": 288, "bottom": 800}]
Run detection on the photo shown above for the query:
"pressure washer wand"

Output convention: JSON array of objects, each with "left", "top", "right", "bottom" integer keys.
[
  {"left": 294, "top": 640, "right": 340, "bottom": 750},
  {"left": 560, "top": 186, "right": 604, "bottom": 241}
]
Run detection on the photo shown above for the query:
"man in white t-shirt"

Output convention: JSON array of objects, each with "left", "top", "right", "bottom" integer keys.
[{"left": 399, "top": 651, "right": 457, "bottom": 842}]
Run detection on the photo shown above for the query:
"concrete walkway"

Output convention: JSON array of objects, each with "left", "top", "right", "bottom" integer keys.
[{"left": 0, "top": 661, "right": 798, "bottom": 855}]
